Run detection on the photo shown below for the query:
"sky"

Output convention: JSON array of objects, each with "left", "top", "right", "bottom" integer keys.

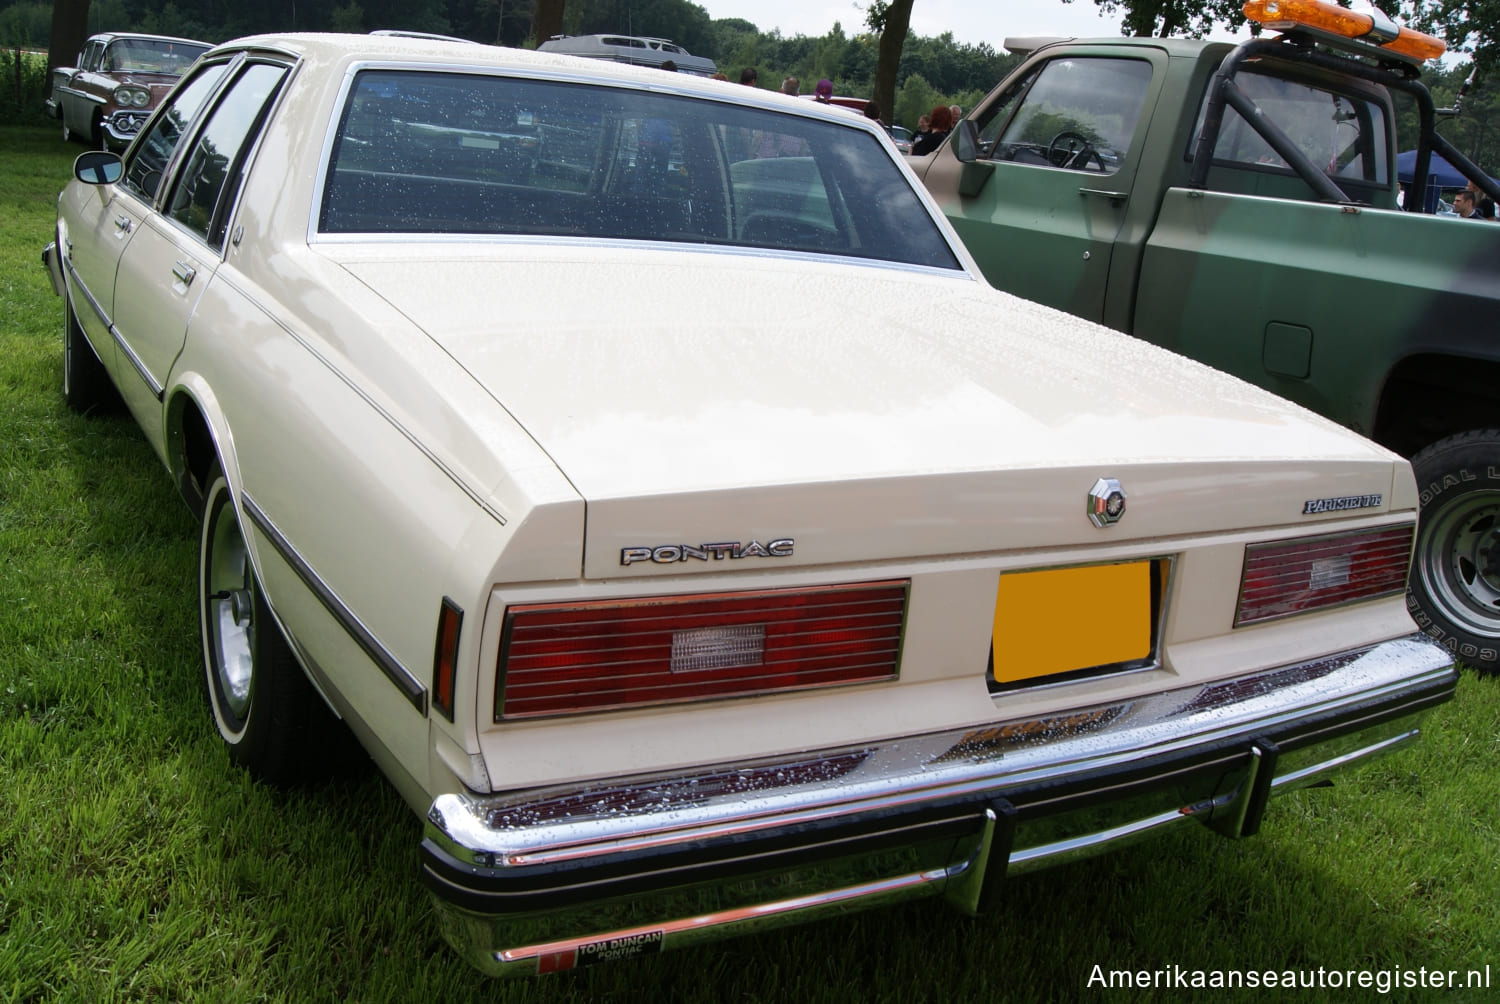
[{"left": 697, "top": 0, "right": 1255, "bottom": 50}]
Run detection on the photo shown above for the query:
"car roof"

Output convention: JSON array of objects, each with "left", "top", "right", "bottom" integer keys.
[
  {"left": 90, "top": 31, "right": 213, "bottom": 48},
  {"left": 1007, "top": 34, "right": 1230, "bottom": 59},
  {"left": 214, "top": 32, "right": 889, "bottom": 134}
]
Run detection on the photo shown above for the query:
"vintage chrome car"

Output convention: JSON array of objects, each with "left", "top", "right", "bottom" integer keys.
[
  {"left": 536, "top": 33, "right": 718, "bottom": 76},
  {"left": 47, "top": 31, "right": 211, "bottom": 149},
  {"left": 43, "top": 33, "right": 1455, "bottom": 977}
]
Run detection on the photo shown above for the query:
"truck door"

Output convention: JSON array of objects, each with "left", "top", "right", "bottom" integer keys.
[{"left": 920, "top": 50, "right": 1162, "bottom": 323}]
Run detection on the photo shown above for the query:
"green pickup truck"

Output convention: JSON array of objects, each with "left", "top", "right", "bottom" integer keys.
[{"left": 914, "top": 14, "right": 1500, "bottom": 672}]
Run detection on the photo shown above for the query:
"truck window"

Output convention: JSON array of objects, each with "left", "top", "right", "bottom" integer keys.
[
  {"left": 1198, "top": 71, "right": 1388, "bottom": 185},
  {"left": 971, "top": 57, "right": 1152, "bottom": 175}
]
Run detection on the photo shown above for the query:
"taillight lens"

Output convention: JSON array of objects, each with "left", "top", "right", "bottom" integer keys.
[
  {"left": 1235, "top": 525, "right": 1413, "bottom": 626},
  {"left": 497, "top": 581, "right": 907, "bottom": 719},
  {"left": 432, "top": 598, "right": 463, "bottom": 722}
]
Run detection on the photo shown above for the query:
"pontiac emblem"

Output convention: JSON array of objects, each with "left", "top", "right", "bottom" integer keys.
[
  {"left": 621, "top": 539, "right": 795, "bottom": 566},
  {"left": 1088, "top": 478, "right": 1127, "bottom": 528}
]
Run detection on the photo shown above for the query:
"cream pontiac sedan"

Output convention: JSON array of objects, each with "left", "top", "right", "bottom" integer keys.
[{"left": 44, "top": 33, "right": 1455, "bottom": 977}]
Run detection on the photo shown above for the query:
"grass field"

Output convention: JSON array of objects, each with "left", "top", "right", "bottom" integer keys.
[{"left": 0, "top": 123, "right": 1496, "bottom": 1003}]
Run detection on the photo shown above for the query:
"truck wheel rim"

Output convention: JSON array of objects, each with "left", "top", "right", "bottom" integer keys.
[{"left": 1417, "top": 490, "right": 1500, "bottom": 638}]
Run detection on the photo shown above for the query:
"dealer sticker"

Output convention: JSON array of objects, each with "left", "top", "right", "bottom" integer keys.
[{"left": 549, "top": 930, "right": 665, "bottom": 972}]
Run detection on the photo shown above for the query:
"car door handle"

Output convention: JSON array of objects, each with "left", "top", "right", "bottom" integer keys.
[
  {"left": 172, "top": 261, "right": 197, "bottom": 286},
  {"left": 114, "top": 214, "right": 132, "bottom": 233},
  {"left": 1078, "top": 188, "right": 1128, "bottom": 204}
]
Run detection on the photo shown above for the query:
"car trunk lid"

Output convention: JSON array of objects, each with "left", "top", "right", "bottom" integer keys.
[{"left": 335, "top": 246, "right": 1402, "bottom": 577}]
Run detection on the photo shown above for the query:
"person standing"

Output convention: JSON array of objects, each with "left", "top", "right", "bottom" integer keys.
[
  {"left": 911, "top": 105, "right": 953, "bottom": 156},
  {"left": 781, "top": 77, "right": 799, "bottom": 96}
]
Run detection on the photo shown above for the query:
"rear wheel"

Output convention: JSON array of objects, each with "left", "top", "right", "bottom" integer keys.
[
  {"left": 200, "top": 464, "right": 357, "bottom": 783},
  {"left": 63, "top": 298, "right": 122, "bottom": 414},
  {"left": 1409, "top": 429, "right": 1500, "bottom": 673}
]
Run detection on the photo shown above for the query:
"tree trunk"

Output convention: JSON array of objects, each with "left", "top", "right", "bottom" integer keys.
[
  {"left": 874, "top": 0, "right": 915, "bottom": 130},
  {"left": 46, "top": 0, "right": 91, "bottom": 102},
  {"left": 534, "top": 0, "right": 566, "bottom": 46}
]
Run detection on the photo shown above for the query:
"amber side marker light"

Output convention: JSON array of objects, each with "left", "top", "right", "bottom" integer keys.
[
  {"left": 1235, "top": 524, "right": 1413, "bottom": 626},
  {"left": 1243, "top": 0, "right": 1446, "bottom": 62},
  {"left": 496, "top": 581, "right": 908, "bottom": 719},
  {"left": 432, "top": 598, "right": 463, "bottom": 722}
]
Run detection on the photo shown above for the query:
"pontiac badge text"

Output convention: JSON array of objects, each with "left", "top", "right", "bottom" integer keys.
[{"left": 621, "top": 539, "right": 795, "bottom": 566}]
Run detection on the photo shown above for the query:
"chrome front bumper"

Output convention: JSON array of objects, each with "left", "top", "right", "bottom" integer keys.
[
  {"left": 421, "top": 634, "right": 1455, "bottom": 977},
  {"left": 102, "top": 110, "right": 149, "bottom": 149},
  {"left": 42, "top": 242, "right": 65, "bottom": 298}
]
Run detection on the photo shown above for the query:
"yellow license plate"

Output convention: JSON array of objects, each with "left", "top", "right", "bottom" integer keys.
[{"left": 992, "top": 561, "right": 1152, "bottom": 684}]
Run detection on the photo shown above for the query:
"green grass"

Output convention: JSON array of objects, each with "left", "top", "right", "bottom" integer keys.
[{"left": 1, "top": 123, "right": 1497, "bottom": 1002}]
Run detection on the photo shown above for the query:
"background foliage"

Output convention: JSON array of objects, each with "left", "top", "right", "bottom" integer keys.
[
  {"left": 8, "top": 0, "right": 1500, "bottom": 159},
  {"left": 0, "top": 0, "right": 1016, "bottom": 130}
]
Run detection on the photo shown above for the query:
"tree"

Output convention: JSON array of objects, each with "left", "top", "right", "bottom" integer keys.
[
  {"left": 46, "top": 0, "right": 91, "bottom": 101},
  {"left": 535, "top": 0, "right": 565, "bottom": 44},
  {"left": 1065, "top": 0, "right": 1248, "bottom": 37},
  {"left": 1402, "top": 1, "right": 1500, "bottom": 80},
  {"left": 867, "top": 0, "right": 914, "bottom": 131}
]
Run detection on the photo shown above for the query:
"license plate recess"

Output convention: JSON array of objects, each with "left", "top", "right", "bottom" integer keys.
[{"left": 991, "top": 561, "right": 1154, "bottom": 685}]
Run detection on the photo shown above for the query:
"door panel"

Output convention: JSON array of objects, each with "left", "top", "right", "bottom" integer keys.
[{"left": 109, "top": 60, "right": 288, "bottom": 449}]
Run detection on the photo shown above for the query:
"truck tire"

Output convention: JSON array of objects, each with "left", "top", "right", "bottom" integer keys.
[{"left": 1409, "top": 429, "right": 1500, "bottom": 673}]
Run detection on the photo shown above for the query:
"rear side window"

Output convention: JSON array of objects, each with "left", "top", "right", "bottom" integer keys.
[
  {"left": 319, "top": 69, "right": 960, "bottom": 270},
  {"left": 1202, "top": 71, "right": 1389, "bottom": 184},
  {"left": 166, "top": 61, "right": 288, "bottom": 248},
  {"left": 972, "top": 57, "right": 1153, "bottom": 174}
]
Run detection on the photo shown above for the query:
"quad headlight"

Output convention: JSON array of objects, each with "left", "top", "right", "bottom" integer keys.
[{"left": 113, "top": 86, "right": 151, "bottom": 107}]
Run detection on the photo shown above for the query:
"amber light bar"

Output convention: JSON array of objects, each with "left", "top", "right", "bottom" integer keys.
[
  {"left": 1235, "top": 524, "right": 1413, "bottom": 626},
  {"left": 497, "top": 581, "right": 907, "bottom": 719},
  {"left": 1243, "top": 1, "right": 1446, "bottom": 62}
]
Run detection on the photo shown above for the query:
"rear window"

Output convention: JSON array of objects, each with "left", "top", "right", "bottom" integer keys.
[
  {"left": 319, "top": 69, "right": 960, "bottom": 270},
  {"left": 1201, "top": 70, "right": 1389, "bottom": 184}
]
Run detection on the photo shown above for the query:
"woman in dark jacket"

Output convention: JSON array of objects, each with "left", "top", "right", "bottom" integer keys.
[{"left": 910, "top": 104, "right": 953, "bottom": 156}]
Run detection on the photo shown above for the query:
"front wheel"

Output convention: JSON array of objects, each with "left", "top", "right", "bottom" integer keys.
[
  {"left": 200, "top": 464, "right": 356, "bottom": 783},
  {"left": 63, "top": 297, "right": 122, "bottom": 414},
  {"left": 1409, "top": 430, "right": 1500, "bottom": 673}
]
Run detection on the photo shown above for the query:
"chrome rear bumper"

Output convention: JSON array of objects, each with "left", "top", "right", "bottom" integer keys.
[{"left": 421, "top": 634, "right": 1455, "bottom": 977}]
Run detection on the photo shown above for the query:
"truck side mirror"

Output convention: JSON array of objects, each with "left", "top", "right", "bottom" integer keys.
[
  {"left": 954, "top": 119, "right": 979, "bottom": 163},
  {"left": 954, "top": 120, "right": 994, "bottom": 198}
]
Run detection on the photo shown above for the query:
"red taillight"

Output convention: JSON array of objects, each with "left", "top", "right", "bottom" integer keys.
[
  {"left": 432, "top": 598, "right": 463, "bottom": 721},
  {"left": 1235, "top": 525, "right": 1412, "bottom": 627},
  {"left": 497, "top": 581, "right": 907, "bottom": 719}
]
